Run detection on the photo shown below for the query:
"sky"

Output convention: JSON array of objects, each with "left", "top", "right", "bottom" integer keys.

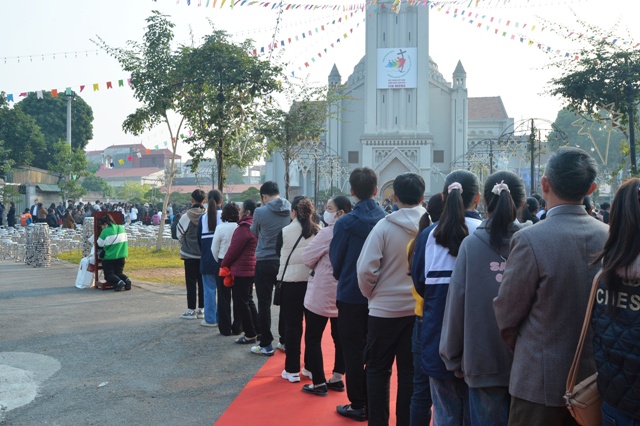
[{"left": 0, "top": 0, "right": 637, "bottom": 161}]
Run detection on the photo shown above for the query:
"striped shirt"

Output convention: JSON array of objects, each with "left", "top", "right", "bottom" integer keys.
[{"left": 97, "top": 224, "right": 128, "bottom": 260}]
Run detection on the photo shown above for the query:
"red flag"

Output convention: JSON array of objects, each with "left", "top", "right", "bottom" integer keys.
[
  {"left": 80, "top": 85, "right": 85, "bottom": 92},
  {"left": 106, "top": 81, "right": 113, "bottom": 89},
  {"left": 51, "top": 89, "right": 58, "bottom": 98}
]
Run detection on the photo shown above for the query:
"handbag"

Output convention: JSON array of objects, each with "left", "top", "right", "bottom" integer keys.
[
  {"left": 564, "top": 271, "right": 602, "bottom": 426},
  {"left": 273, "top": 233, "right": 304, "bottom": 306}
]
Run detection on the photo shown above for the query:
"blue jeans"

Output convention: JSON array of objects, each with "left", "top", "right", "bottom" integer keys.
[
  {"left": 410, "top": 317, "right": 432, "bottom": 426},
  {"left": 430, "top": 377, "right": 470, "bottom": 426},
  {"left": 202, "top": 274, "right": 218, "bottom": 324},
  {"left": 603, "top": 401, "right": 639, "bottom": 426},
  {"left": 469, "top": 386, "right": 509, "bottom": 426}
]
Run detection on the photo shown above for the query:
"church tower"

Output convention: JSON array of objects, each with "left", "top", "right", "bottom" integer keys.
[{"left": 361, "top": 1, "right": 434, "bottom": 196}]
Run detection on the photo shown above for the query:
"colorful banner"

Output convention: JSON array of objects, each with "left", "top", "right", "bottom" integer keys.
[
  {"left": 4, "top": 78, "right": 131, "bottom": 103},
  {"left": 377, "top": 47, "right": 417, "bottom": 89}
]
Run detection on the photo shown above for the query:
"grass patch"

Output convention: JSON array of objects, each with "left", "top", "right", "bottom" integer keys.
[{"left": 57, "top": 247, "right": 185, "bottom": 285}]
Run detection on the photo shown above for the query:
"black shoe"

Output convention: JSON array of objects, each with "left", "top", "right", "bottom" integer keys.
[
  {"left": 235, "top": 336, "right": 257, "bottom": 344},
  {"left": 114, "top": 281, "right": 125, "bottom": 292},
  {"left": 124, "top": 278, "right": 132, "bottom": 291},
  {"left": 336, "top": 404, "right": 367, "bottom": 422},
  {"left": 326, "top": 380, "right": 345, "bottom": 392},
  {"left": 302, "top": 384, "right": 327, "bottom": 397}
]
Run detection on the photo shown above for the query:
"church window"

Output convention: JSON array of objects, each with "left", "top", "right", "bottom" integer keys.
[
  {"left": 348, "top": 151, "right": 359, "bottom": 164},
  {"left": 433, "top": 150, "right": 445, "bottom": 163}
]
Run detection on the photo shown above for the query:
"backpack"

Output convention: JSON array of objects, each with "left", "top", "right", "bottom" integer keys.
[{"left": 171, "top": 214, "right": 181, "bottom": 240}]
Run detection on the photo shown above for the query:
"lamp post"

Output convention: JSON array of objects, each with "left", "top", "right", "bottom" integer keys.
[{"left": 65, "top": 91, "right": 76, "bottom": 148}]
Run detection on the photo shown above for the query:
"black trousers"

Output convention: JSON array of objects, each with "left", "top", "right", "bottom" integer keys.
[
  {"left": 254, "top": 260, "right": 280, "bottom": 348},
  {"left": 337, "top": 301, "right": 369, "bottom": 410},
  {"left": 232, "top": 276, "right": 260, "bottom": 338},
  {"left": 304, "top": 308, "right": 345, "bottom": 385},
  {"left": 183, "top": 258, "right": 203, "bottom": 310},
  {"left": 215, "top": 269, "right": 242, "bottom": 336},
  {"left": 102, "top": 258, "right": 128, "bottom": 285},
  {"left": 365, "top": 315, "right": 415, "bottom": 426},
  {"left": 280, "top": 281, "right": 307, "bottom": 373}
]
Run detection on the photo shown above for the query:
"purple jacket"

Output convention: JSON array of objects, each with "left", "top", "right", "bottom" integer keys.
[{"left": 221, "top": 215, "right": 257, "bottom": 277}]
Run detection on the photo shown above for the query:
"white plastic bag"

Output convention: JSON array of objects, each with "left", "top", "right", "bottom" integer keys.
[{"left": 75, "top": 257, "right": 95, "bottom": 289}]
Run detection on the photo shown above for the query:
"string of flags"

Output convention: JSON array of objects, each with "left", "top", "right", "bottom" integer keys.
[
  {"left": 169, "top": 0, "right": 364, "bottom": 11},
  {"left": 99, "top": 135, "right": 193, "bottom": 170},
  {"left": 4, "top": 79, "right": 132, "bottom": 103}
]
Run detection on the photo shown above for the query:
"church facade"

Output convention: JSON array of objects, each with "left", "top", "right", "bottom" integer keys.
[{"left": 265, "top": 1, "right": 513, "bottom": 201}]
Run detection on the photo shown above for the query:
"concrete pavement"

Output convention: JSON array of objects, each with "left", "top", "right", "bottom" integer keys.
[{"left": 0, "top": 260, "right": 271, "bottom": 425}]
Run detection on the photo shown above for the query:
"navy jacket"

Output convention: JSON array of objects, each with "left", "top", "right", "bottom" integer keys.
[
  {"left": 330, "top": 198, "right": 386, "bottom": 305},
  {"left": 197, "top": 211, "right": 220, "bottom": 275},
  {"left": 411, "top": 222, "right": 438, "bottom": 299}
]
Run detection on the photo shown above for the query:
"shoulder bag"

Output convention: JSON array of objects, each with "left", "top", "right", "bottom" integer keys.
[
  {"left": 564, "top": 271, "right": 602, "bottom": 426},
  {"left": 273, "top": 233, "right": 304, "bottom": 306}
]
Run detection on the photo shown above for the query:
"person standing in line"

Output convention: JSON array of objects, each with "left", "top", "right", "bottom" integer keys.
[
  {"left": 300, "top": 196, "right": 352, "bottom": 396},
  {"left": 591, "top": 178, "right": 640, "bottom": 424},
  {"left": 422, "top": 170, "right": 482, "bottom": 426},
  {"left": 599, "top": 201, "right": 610, "bottom": 224},
  {"left": 276, "top": 197, "right": 319, "bottom": 382},
  {"left": 222, "top": 200, "right": 261, "bottom": 344},
  {"left": 96, "top": 214, "right": 131, "bottom": 292},
  {"left": 62, "top": 209, "right": 75, "bottom": 229},
  {"left": 440, "top": 171, "right": 526, "bottom": 425},
  {"left": 37, "top": 203, "right": 47, "bottom": 223},
  {"left": 197, "top": 190, "right": 223, "bottom": 328},
  {"left": 0, "top": 202, "right": 4, "bottom": 226},
  {"left": 30, "top": 199, "right": 39, "bottom": 220},
  {"left": 7, "top": 202, "right": 16, "bottom": 228},
  {"left": 177, "top": 189, "right": 207, "bottom": 320},
  {"left": 249, "top": 181, "right": 291, "bottom": 356},
  {"left": 129, "top": 204, "right": 138, "bottom": 224},
  {"left": 330, "top": 167, "right": 386, "bottom": 422},
  {"left": 212, "top": 203, "right": 242, "bottom": 337},
  {"left": 357, "top": 173, "right": 426, "bottom": 425},
  {"left": 494, "top": 147, "right": 608, "bottom": 426}
]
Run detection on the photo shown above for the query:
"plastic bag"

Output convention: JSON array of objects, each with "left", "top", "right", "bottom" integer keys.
[{"left": 75, "top": 257, "right": 95, "bottom": 289}]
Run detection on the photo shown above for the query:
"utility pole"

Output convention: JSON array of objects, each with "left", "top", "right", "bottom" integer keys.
[{"left": 530, "top": 119, "right": 536, "bottom": 195}]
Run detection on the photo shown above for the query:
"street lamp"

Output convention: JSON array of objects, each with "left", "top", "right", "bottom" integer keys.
[{"left": 64, "top": 90, "right": 77, "bottom": 148}]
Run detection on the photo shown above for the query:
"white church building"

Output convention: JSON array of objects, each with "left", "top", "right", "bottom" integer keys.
[{"left": 265, "top": 1, "right": 513, "bottom": 201}]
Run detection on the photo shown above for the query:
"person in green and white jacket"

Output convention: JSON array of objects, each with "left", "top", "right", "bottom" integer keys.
[{"left": 97, "top": 214, "right": 130, "bottom": 292}]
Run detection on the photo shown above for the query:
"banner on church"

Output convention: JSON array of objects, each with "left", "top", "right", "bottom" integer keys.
[{"left": 377, "top": 47, "right": 417, "bottom": 89}]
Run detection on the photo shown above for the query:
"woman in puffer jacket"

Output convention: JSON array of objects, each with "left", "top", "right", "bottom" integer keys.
[
  {"left": 221, "top": 200, "right": 261, "bottom": 345},
  {"left": 591, "top": 177, "right": 640, "bottom": 425},
  {"left": 300, "top": 195, "right": 352, "bottom": 396}
]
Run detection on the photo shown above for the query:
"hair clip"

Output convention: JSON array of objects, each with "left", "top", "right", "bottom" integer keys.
[{"left": 448, "top": 182, "right": 463, "bottom": 194}]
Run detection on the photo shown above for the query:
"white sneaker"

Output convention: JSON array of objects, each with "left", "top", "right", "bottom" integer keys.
[
  {"left": 200, "top": 320, "right": 218, "bottom": 327},
  {"left": 196, "top": 309, "right": 204, "bottom": 319},
  {"left": 276, "top": 342, "right": 286, "bottom": 352},
  {"left": 180, "top": 310, "right": 197, "bottom": 320},
  {"left": 281, "top": 370, "right": 301, "bottom": 383},
  {"left": 302, "top": 368, "right": 313, "bottom": 380}
]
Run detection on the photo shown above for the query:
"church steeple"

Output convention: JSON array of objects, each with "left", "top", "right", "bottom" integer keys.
[
  {"left": 453, "top": 60, "right": 466, "bottom": 89},
  {"left": 328, "top": 64, "right": 341, "bottom": 88}
]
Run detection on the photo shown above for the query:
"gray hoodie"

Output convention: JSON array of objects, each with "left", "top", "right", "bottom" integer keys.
[
  {"left": 251, "top": 197, "right": 291, "bottom": 261},
  {"left": 177, "top": 204, "right": 206, "bottom": 259},
  {"left": 440, "top": 220, "right": 524, "bottom": 388}
]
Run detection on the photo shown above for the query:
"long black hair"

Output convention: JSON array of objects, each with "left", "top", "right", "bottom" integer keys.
[
  {"left": 207, "top": 189, "right": 223, "bottom": 231},
  {"left": 433, "top": 169, "right": 479, "bottom": 256},
  {"left": 483, "top": 171, "right": 526, "bottom": 249},
  {"left": 292, "top": 196, "right": 320, "bottom": 239}
]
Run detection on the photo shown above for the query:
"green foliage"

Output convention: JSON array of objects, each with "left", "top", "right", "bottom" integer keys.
[
  {"left": 49, "top": 140, "right": 88, "bottom": 201},
  {"left": 0, "top": 94, "right": 46, "bottom": 167},
  {"left": 229, "top": 186, "right": 260, "bottom": 202},
  {"left": 226, "top": 166, "right": 246, "bottom": 184},
  {"left": 16, "top": 91, "right": 94, "bottom": 169},
  {"left": 81, "top": 174, "right": 114, "bottom": 197},
  {"left": 117, "top": 182, "right": 151, "bottom": 204},
  {"left": 176, "top": 26, "right": 282, "bottom": 190}
]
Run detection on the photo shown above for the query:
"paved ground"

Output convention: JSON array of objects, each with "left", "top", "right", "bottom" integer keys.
[{"left": 0, "top": 260, "right": 271, "bottom": 425}]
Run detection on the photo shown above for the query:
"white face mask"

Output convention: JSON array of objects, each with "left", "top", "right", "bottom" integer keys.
[{"left": 323, "top": 210, "right": 338, "bottom": 225}]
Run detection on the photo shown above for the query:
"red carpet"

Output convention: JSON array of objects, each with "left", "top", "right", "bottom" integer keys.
[{"left": 215, "top": 325, "right": 399, "bottom": 425}]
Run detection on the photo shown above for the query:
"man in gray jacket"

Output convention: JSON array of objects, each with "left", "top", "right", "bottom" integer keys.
[
  {"left": 494, "top": 147, "right": 609, "bottom": 425},
  {"left": 249, "top": 181, "right": 291, "bottom": 356}
]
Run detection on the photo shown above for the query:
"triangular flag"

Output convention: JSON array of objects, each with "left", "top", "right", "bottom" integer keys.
[
  {"left": 127, "top": 155, "right": 133, "bottom": 161},
  {"left": 146, "top": 149, "right": 151, "bottom": 154},
  {"left": 118, "top": 159, "right": 125, "bottom": 165},
  {"left": 51, "top": 89, "right": 58, "bottom": 98},
  {"left": 118, "top": 80, "right": 124, "bottom": 87},
  {"left": 106, "top": 81, "right": 113, "bottom": 89},
  {"left": 110, "top": 162, "right": 115, "bottom": 168},
  {"left": 93, "top": 84, "right": 100, "bottom": 91},
  {"left": 37, "top": 91, "right": 44, "bottom": 99},
  {"left": 19, "top": 92, "right": 27, "bottom": 97},
  {"left": 136, "top": 152, "right": 142, "bottom": 158},
  {"left": 65, "top": 87, "right": 72, "bottom": 95},
  {"left": 164, "top": 141, "right": 168, "bottom": 147},
  {"left": 155, "top": 145, "right": 159, "bottom": 150},
  {"left": 6, "top": 94, "right": 13, "bottom": 102},
  {"left": 100, "top": 165, "right": 105, "bottom": 170},
  {"left": 80, "top": 85, "right": 85, "bottom": 92},
  {"left": 72, "top": 175, "right": 77, "bottom": 180}
]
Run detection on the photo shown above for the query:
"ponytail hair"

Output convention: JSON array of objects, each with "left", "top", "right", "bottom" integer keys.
[
  {"left": 292, "top": 196, "right": 320, "bottom": 239},
  {"left": 484, "top": 170, "right": 525, "bottom": 249},
  {"left": 433, "top": 170, "right": 479, "bottom": 256},
  {"left": 207, "top": 189, "right": 223, "bottom": 232}
]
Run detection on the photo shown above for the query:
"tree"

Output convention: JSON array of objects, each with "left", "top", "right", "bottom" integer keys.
[
  {"left": 226, "top": 166, "right": 246, "bottom": 185},
  {"left": 49, "top": 140, "right": 88, "bottom": 202},
  {"left": 81, "top": 175, "right": 114, "bottom": 198},
  {"left": 177, "top": 26, "right": 282, "bottom": 191},
  {"left": 229, "top": 186, "right": 260, "bottom": 203},
  {"left": 0, "top": 94, "right": 46, "bottom": 167},
  {"left": 94, "top": 10, "right": 187, "bottom": 250},
  {"left": 259, "top": 77, "right": 337, "bottom": 200},
  {"left": 17, "top": 91, "right": 94, "bottom": 169},
  {"left": 117, "top": 182, "right": 151, "bottom": 204},
  {"left": 547, "top": 17, "right": 640, "bottom": 174}
]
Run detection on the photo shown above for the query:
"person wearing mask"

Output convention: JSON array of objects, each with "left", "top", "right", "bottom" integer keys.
[
  {"left": 177, "top": 190, "right": 207, "bottom": 320},
  {"left": 300, "top": 196, "right": 352, "bottom": 396},
  {"left": 249, "top": 182, "right": 291, "bottom": 356},
  {"left": 423, "top": 169, "right": 482, "bottom": 426},
  {"left": 7, "top": 202, "right": 16, "bottom": 228},
  {"left": 276, "top": 196, "right": 319, "bottom": 382},
  {"left": 330, "top": 167, "right": 387, "bottom": 421},
  {"left": 96, "top": 214, "right": 130, "bottom": 292},
  {"left": 440, "top": 171, "right": 526, "bottom": 425},
  {"left": 591, "top": 178, "right": 640, "bottom": 424},
  {"left": 494, "top": 147, "right": 608, "bottom": 425},
  {"left": 357, "top": 173, "right": 427, "bottom": 425},
  {"left": 197, "top": 190, "right": 224, "bottom": 328},
  {"left": 222, "top": 200, "right": 261, "bottom": 344},
  {"left": 212, "top": 203, "right": 242, "bottom": 337}
]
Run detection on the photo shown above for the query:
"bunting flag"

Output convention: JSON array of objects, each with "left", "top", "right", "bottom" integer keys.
[
  {"left": 137, "top": 152, "right": 142, "bottom": 158},
  {"left": 118, "top": 159, "right": 125, "bottom": 165},
  {"left": 3, "top": 77, "right": 131, "bottom": 103},
  {"left": 174, "top": 0, "right": 364, "bottom": 11},
  {"left": 110, "top": 162, "right": 115, "bottom": 168},
  {"left": 127, "top": 155, "right": 133, "bottom": 161}
]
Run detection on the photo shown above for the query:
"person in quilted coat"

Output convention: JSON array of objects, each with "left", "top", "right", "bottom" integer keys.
[
  {"left": 221, "top": 200, "right": 260, "bottom": 345},
  {"left": 591, "top": 177, "right": 640, "bottom": 424}
]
